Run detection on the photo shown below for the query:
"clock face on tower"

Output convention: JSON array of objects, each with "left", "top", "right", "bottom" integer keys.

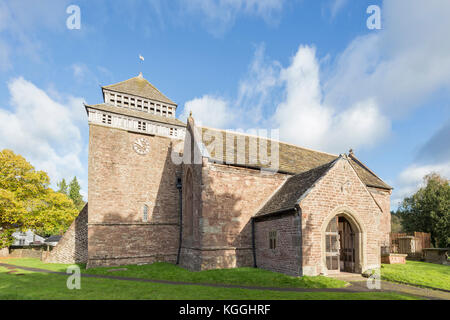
[{"left": 133, "top": 137, "right": 150, "bottom": 155}]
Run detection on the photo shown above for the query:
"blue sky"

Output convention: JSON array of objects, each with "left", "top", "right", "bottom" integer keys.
[{"left": 0, "top": 0, "right": 449, "bottom": 209}]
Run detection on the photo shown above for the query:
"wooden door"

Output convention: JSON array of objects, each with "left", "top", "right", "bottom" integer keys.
[
  {"left": 325, "top": 217, "right": 340, "bottom": 272},
  {"left": 339, "top": 217, "right": 355, "bottom": 272}
]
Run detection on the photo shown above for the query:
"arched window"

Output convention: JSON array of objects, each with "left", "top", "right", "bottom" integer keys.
[{"left": 185, "top": 169, "right": 194, "bottom": 236}]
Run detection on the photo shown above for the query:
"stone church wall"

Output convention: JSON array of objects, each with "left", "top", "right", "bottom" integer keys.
[
  {"left": 368, "top": 187, "right": 392, "bottom": 245},
  {"left": 87, "top": 124, "right": 181, "bottom": 267},
  {"left": 194, "top": 162, "right": 287, "bottom": 270},
  {"left": 254, "top": 212, "right": 302, "bottom": 276},
  {"left": 42, "top": 204, "right": 88, "bottom": 264}
]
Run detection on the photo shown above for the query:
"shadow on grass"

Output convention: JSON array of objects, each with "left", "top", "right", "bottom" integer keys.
[{"left": 0, "top": 269, "right": 420, "bottom": 300}]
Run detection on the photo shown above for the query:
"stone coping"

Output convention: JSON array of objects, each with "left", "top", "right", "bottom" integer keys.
[{"left": 381, "top": 253, "right": 407, "bottom": 257}]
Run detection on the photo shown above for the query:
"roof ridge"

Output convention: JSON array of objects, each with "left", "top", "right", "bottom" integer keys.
[
  {"left": 198, "top": 125, "right": 339, "bottom": 158},
  {"left": 291, "top": 157, "right": 339, "bottom": 179}
]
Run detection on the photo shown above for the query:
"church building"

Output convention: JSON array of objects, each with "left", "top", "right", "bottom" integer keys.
[{"left": 44, "top": 73, "right": 392, "bottom": 276}]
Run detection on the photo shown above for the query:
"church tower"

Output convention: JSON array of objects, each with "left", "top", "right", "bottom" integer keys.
[{"left": 85, "top": 73, "right": 186, "bottom": 267}]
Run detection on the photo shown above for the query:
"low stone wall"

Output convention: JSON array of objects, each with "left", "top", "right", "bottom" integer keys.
[
  {"left": 381, "top": 253, "right": 407, "bottom": 264},
  {"left": 8, "top": 247, "right": 47, "bottom": 259},
  {"left": 423, "top": 248, "right": 449, "bottom": 265},
  {"left": 0, "top": 247, "right": 9, "bottom": 257}
]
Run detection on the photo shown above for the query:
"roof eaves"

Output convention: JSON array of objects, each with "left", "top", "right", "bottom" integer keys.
[
  {"left": 253, "top": 207, "right": 298, "bottom": 220},
  {"left": 85, "top": 103, "right": 186, "bottom": 127}
]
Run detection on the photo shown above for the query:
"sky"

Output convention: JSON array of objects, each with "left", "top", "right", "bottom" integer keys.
[{"left": 0, "top": 0, "right": 449, "bottom": 209}]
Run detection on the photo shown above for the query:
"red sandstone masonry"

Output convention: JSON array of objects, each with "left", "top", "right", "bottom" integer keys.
[
  {"left": 255, "top": 213, "right": 302, "bottom": 276},
  {"left": 254, "top": 157, "right": 389, "bottom": 277},
  {"left": 300, "top": 158, "right": 384, "bottom": 275},
  {"left": 196, "top": 163, "right": 287, "bottom": 270},
  {"left": 42, "top": 204, "right": 88, "bottom": 264},
  {"left": 368, "top": 186, "right": 392, "bottom": 245},
  {"left": 87, "top": 124, "right": 181, "bottom": 267}
]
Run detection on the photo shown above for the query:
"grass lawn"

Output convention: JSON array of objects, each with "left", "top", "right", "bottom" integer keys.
[
  {"left": 0, "top": 265, "right": 419, "bottom": 300},
  {"left": 381, "top": 260, "right": 450, "bottom": 291},
  {"left": 1, "top": 257, "right": 347, "bottom": 289}
]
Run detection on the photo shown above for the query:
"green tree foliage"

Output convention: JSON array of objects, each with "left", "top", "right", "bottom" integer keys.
[
  {"left": 0, "top": 149, "right": 78, "bottom": 246},
  {"left": 390, "top": 211, "right": 403, "bottom": 233},
  {"left": 397, "top": 173, "right": 450, "bottom": 248},
  {"left": 68, "top": 176, "right": 85, "bottom": 210},
  {"left": 57, "top": 178, "right": 69, "bottom": 195}
]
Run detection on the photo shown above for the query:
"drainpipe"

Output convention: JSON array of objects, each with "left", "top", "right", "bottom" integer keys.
[
  {"left": 176, "top": 177, "right": 183, "bottom": 265},
  {"left": 251, "top": 218, "right": 257, "bottom": 268}
]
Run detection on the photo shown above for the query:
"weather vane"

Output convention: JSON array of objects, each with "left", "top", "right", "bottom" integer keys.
[{"left": 138, "top": 54, "right": 144, "bottom": 76}]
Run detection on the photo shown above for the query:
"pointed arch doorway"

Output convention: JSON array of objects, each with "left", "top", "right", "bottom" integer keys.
[{"left": 325, "top": 215, "right": 357, "bottom": 273}]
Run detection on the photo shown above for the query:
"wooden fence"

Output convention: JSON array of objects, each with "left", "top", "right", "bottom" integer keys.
[{"left": 390, "top": 232, "right": 431, "bottom": 259}]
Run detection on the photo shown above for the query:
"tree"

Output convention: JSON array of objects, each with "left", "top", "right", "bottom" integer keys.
[
  {"left": 397, "top": 173, "right": 450, "bottom": 248},
  {"left": 33, "top": 191, "right": 79, "bottom": 237},
  {"left": 390, "top": 211, "right": 403, "bottom": 233},
  {"left": 68, "top": 177, "right": 85, "bottom": 211},
  {"left": 0, "top": 149, "right": 78, "bottom": 246},
  {"left": 57, "top": 178, "right": 69, "bottom": 195}
]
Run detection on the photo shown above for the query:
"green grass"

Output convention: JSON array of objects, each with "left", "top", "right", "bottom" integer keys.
[
  {"left": 0, "top": 266, "right": 419, "bottom": 300},
  {"left": 1, "top": 257, "right": 347, "bottom": 289},
  {"left": 381, "top": 260, "right": 450, "bottom": 291}
]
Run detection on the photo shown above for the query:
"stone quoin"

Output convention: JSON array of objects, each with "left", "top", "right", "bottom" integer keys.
[{"left": 45, "top": 73, "right": 392, "bottom": 276}]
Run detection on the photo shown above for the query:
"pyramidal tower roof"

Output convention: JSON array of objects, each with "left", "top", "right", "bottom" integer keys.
[{"left": 102, "top": 72, "right": 176, "bottom": 105}]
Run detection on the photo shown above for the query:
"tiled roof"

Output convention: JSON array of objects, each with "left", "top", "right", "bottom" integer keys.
[
  {"left": 103, "top": 74, "right": 176, "bottom": 105},
  {"left": 198, "top": 127, "right": 391, "bottom": 190},
  {"left": 349, "top": 154, "right": 392, "bottom": 189},
  {"left": 255, "top": 159, "right": 337, "bottom": 217},
  {"left": 85, "top": 103, "right": 186, "bottom": 127},
  {"left": 200, "top": 127, "right": 337, "bottom": 174},
  {"left": 45, "top": 235, "right": 62, "bottom": 243}
]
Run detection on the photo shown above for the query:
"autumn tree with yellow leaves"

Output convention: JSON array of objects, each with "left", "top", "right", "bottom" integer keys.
[{"left": 0, "top": 149, "right": 79, "bottom": 247}]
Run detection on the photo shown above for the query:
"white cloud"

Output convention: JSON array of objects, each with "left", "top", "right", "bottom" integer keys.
[
  {"left": 237, "top": 44, "right": 282, "bottom": 125},
  {"left": 184, "top": 44, "right": 390, "bottom": 153},
  {"left": 0, "top": 0, "right": 71, "bottom": 70},
  {"left": 329, "top": 0, "right": 348, "bottom": 20},
  {"left": 0, "top": 77, "right": 87, "bottom": 198},
  {"left": 181, "top": 0, "right": 284, "bottom": 35},
  {"left": 324, "top": 0, "right": 450, "bottom": 117},
  {"left": 392, "top": 161, "right": 450, "bottom": 208},
  {"left": 182, "top": 95, "right": 234, "bottom": 129},
  {"left": 391, "top": 119, "right": 450, "bottom": 208},
  {"left": 273, "top": 45, "right": 390, "bottom": 153}
]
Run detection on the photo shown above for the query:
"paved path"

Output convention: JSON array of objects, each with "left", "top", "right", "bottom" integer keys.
[{"left": 1, "top": 262, "right": 448, "bottom": 300}]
